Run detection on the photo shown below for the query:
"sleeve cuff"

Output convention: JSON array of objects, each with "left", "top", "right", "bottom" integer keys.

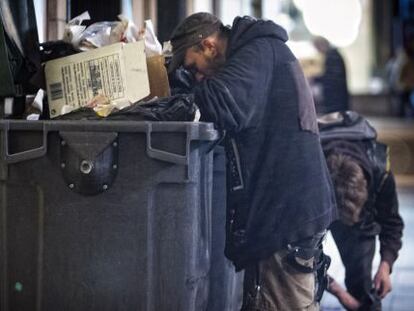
[{"left": 381, "top": 251, "right": 397, "bottom": 272}]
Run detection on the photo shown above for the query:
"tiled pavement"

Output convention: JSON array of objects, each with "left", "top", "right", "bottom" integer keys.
[{"left": 320, "top": 183, "right": 414, "bottom": 311}]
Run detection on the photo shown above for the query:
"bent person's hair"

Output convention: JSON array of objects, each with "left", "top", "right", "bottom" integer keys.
[{"left": 326, "top": 153, "right": 368, "bottom": 225}]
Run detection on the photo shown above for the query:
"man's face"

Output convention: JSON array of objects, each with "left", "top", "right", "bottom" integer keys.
[{"left": 183, "top": 43, "right": 225, "bottom": 82}]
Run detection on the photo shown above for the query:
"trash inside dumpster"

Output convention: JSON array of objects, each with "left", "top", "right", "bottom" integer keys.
[{"left": 44, "top": 40, "right": 150, "bottom": 118}]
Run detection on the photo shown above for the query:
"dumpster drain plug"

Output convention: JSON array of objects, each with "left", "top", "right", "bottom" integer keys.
[{"left": 80, "top": 160, "right": 94, "bottom": 174}]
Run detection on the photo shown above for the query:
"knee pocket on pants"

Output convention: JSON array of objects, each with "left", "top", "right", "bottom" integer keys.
[
  {"left": 282, "top": 256, "right": 316, "bottom": 309},
  {"left": 259, "top": 253, "right": 316, "bottom": 309}
]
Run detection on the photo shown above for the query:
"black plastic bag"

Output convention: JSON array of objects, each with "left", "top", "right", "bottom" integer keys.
[
  {"left": 168, "top": 66, "right": 196, "bottom": 95},
  {"left": 107, "top": 94, "right": 196, "bottom": 121},
  {"left": 56, "top": 94, "right": 197, "bottom": 121}
]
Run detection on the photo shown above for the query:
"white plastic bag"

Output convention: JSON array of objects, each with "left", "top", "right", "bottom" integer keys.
[
  {"left": 62, "top": 11, "right": 90, "bottom": 48},
  {"left": 144, "top": 20, "right": 162, "bottom": 57},
  {"left": 119, "top": 15, "right": 141, "bottom": 43},
  {"left": 77, "top": 21, "right": 127, "bottom": 50}
]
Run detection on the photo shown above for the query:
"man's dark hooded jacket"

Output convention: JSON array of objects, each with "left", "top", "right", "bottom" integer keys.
[{"left": 194, "top": 16, "right": 337, "bottom": 270}]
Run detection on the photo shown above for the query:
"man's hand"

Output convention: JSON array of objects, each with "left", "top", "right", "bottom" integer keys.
[
  {"left": 374, "top": 261, "right": 392, "bottom": 299},
  {"left": 327, "top": 276, "right": 361, "bottom": 310}
]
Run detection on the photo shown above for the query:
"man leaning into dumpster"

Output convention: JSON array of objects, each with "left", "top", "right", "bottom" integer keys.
[{"left": 169, "top": 13, "right": 337, "bottom": 310}]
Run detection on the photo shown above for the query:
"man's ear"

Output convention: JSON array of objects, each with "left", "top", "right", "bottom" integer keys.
[{"left": 201, "top": 37, "right": 217, "bottom": 57}]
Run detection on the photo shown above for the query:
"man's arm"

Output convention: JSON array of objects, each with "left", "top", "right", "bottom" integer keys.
[
  {"left": 194, "top": 38, "right": 273, "bottom": 132},
  {"left": 374, "top": 261, "right": 392, "bottom": 299},
  {"left": 374, "top": 172, "right": 404, "bottom": 298},
  {"left": 327, "top": 275, "right": 361, "bottom": 310}
]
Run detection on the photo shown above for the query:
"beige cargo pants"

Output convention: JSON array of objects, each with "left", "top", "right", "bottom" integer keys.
[{"left": 241, "top": 249, "right": 319, "bottom": 311}]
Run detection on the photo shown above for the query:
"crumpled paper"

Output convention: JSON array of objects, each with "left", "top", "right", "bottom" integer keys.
[{"left": 86, "top": 94, "right": 118, "bottom": 117}]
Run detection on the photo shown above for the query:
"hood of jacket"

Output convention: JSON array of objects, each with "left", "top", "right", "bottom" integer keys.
[{"left": 226, "top": 16, "right": 288, "bottom": 58}]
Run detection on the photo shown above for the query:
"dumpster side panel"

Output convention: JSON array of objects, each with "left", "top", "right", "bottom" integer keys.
[
  {"left": 0, "top": 122, "right": 214, "bottom": 311},
  {"left": 208, "top": 147, "right": 244, "bottom": 311}
]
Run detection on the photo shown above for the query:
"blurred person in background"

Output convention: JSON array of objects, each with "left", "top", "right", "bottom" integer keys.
[
  {"left": 169, "top": 12, "right": 336, "bottom": 311},
  {"left": 311, "top": 36, "right": 350, "bottom": 115},
  {"left": 318, "top": 111, "right": 404, "bottom": 311},
  {"left": 387, "top": 30, "right": 414, "bottom": 117}
]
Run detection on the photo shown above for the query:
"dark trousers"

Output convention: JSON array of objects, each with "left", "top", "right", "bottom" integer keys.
[{"left": 330, "top": 222, "right": 381, "bottom": 310}]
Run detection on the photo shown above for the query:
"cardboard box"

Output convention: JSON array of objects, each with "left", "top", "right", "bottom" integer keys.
[
  {"left": 146, "top": 55, "right": 170, "bottom": 99},
  {"left": 45, "top": 41, "right": 150, "bottom": 118}
]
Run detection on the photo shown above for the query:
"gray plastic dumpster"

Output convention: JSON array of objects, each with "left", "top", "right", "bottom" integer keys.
[
  {"left": 208, "top": 146, "right": 244, "bottom": 311},
  {"left": 0, "top": 120, "right": 217, "bottom": 311}
]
